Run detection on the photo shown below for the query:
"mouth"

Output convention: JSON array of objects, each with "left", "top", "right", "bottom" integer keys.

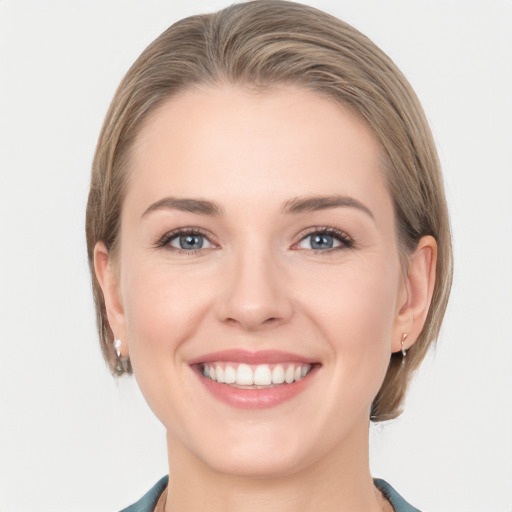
[
  {"left": 190, "top": 350, "right": 320, "bottom": 409},
  {"left": 199, "top": 362, "right": 313, "bottom": 389}
]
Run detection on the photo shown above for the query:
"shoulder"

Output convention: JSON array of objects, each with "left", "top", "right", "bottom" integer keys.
[
  {"left": 373, "top": 479, "right": 422, "bottom": 512},
  {"left": 119, "top": 476, "right": 169, "bottom": 512}
]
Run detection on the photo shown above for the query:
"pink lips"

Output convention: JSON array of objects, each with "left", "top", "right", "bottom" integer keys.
[
  {"left": 190, "top": 349, "right": 319, "bottom": 409},
  {"left": 188, "top": 349, "right": 313, "bottom": 366}
]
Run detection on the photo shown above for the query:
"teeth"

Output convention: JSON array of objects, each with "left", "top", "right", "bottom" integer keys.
[
  {"left": 215, "top": 365, "right": 225, "bottom": 383},
  {"left": 202, "top": 362, "right": 312, "bottom": 387},
  {"left": 285, "top": 365, "right": 295, "bottom": 384},
  {"left": 236, "top": 364, "right": 254, "bottom": 385},
  {"left": 253, "top": 365, "right": 272, "bottom": 386},
  {"left": 272, "top": 365, "right": 285, "bottom": 384},
  {"left": 224, "top": 365, "right": 236, "bottom": 384}
]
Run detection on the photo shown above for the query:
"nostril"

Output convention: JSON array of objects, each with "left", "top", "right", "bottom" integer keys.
[{"left": 223, "top": 315, "right": 284, "bottom": 330}]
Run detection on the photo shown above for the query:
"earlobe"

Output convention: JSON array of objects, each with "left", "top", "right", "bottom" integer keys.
[
  {"left": 93, "top": 242, "right": 126, "bottom": 350},
  {"left": 394, "top": 236, "right": 437, "bottom": 352}
]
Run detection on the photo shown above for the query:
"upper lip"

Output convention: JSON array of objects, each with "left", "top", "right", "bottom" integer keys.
[{"left": 188, "top": 349, "right": 317, "bottom": 366}]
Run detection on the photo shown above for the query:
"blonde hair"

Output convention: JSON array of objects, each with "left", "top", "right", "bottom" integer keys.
[{"left": 86, "top": 0, "right": 452, "bottom": 421}]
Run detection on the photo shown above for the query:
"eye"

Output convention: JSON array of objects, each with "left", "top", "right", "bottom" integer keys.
[
  {"left": 157, "top": 228, "right": 215, "bottom": 253},
  {"left": 295, "top": 228, "right": 353, "bottom": 251},
  {"left": 170, "top": 233, "right": 212, "bottom": 250}
]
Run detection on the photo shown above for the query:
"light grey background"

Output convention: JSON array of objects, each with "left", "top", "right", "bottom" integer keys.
[{"left": 0, "top": 1, "right": 511, "bottom": 511}]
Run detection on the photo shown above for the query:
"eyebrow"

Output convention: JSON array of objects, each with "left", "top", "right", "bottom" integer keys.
[
  {"left": 281, "top": 195, "right": 374, "bottom": 219},
  {"left": 141, "top": 194, "right": 373, "bottom": 219},
  {"left": 141, "top": 197, "right": 224, "bottom": 218}
]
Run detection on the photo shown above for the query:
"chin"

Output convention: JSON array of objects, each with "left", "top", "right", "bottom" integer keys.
[
  {"left": 205, "top": 448, "right": 309, "bottom": 480},
  {"left": 185, "top": 423, "right": 315, "bottom": 479}
]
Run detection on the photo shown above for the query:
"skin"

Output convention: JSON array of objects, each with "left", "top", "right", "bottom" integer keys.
[{"left": 95, "top": 85, "right": 436, "bottom": 512}]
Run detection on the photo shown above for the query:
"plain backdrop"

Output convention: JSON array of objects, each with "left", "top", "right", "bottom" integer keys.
[{"left": 0, "top": 1, "right": 511, "bottom": 511}]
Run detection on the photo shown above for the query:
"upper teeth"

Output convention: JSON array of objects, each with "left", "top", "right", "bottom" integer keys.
[{"left": 202, "top": 363, "right": 312, "bottom": 386}]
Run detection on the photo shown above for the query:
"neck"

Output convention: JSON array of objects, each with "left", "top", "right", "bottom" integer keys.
[{"left": 164, "top": 420, "right": 384, "bottom": 512}]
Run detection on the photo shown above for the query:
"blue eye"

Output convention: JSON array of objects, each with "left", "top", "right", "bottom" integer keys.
[
  {"left": 171, "top": 234, "right": 206, "bottom": 250},
  {"left": 296, "top": 229, "right": 352, "bottom": 251},
  {"left": 158, "top": 229, "right": 215, "bottom": 252},
  {"left": 309, "top": 233, "right": 336, "bottom": 250}
]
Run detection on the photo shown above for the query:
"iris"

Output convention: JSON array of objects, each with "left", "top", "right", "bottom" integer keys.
[
  {"left": 309, "top": 234, "right": 334, "bottom": 250},
  {"left": 179, "top": 234, "right": 204, "bottom": 250}
]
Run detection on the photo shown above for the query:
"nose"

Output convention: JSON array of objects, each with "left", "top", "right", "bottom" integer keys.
[{"left": 215, "top": 248, "right": 294, "bottom": 331}]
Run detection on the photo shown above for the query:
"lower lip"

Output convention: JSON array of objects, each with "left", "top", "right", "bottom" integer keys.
[{"left": 194, "top": 367, "right": 318, "bottom": 410}]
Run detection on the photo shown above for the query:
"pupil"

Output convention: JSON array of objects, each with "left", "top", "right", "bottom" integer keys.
[
  {"left": 180, "top": 234, "right": 203, "bottom": 250},
  {"left": 311, "top": 234, "right": 333, "bottom": 249}
]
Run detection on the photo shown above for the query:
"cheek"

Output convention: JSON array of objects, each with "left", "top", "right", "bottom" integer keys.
[
  {"left": 306, "top": 256, "right": 399, "bottom": 337},
  {"left": 304, "top": 258, "right": 400, "bottom": 393},
  {"left": 117, "top": 258, "right": 217, "bottom": 427},
  {"left": 121, "top": 262, "right": 212, "bottom": 356}
]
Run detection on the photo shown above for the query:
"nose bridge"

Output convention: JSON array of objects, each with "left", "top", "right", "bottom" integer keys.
[{"left": 217, "top": 239, "right": 293, "bottom": 330}]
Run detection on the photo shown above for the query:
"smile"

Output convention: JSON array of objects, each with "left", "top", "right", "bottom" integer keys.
[
  {"left": 190, "top": 350, "right": 319, "bottom": 409},
  {"left": 202, "top": 362, "right": 312, "bottom": 388}
]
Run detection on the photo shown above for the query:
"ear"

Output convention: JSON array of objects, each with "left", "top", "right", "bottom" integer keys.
[
  {"left": 93, "top": 242, "right": 127, "bottom": 356},
  {"left": 393, "top": 235, "right": 437, "bottom": 353}
]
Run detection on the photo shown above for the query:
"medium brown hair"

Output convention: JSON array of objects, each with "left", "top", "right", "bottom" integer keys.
[{"left": 86, "top": 0, "right": 452, "bottom": 421}]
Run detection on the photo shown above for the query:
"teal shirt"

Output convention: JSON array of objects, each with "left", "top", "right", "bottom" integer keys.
[
  {"left": 120, "top": 475, "right": 421, "bottom": 512},
  {"left": 120, "top": 476, "right": 168, "bottom": 512}
]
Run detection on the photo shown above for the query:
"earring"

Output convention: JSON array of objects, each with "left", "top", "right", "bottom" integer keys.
[
  {"left": 113, "top": 338, "right": 130, "bottom": 375},
  {"left": 401, "top": 333, "right": 408, "bottom": 356},
  {"left": 401, "top": 333, "right": 408, "bottom": 367},
  {"left": 114, "top": 338, "right": 122, "bottom": 358}
]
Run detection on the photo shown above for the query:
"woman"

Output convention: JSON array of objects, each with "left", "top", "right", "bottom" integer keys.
[{"left": 86, "top": 1, "right": 452, "bottom": 510}]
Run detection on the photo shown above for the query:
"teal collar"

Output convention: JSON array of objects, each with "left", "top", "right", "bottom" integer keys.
[
  {"left": 120, "top": 476, "right": 421, "bottom": 512},
  {"left": 374, "top": 478, "right": 422, "bottom": 512}
]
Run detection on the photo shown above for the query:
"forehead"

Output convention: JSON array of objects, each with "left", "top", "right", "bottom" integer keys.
[{"left": 126, "top": 85, "right": 391, "bottom": 219}]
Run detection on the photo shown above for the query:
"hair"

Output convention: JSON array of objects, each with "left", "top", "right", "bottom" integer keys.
[{"left": 86, "top": 0, "right": 453, "bottom": 422}]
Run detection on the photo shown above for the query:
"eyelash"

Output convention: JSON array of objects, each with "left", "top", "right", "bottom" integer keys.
[{"left": 155, "top": 226, "right": 354, "bottom": 254}]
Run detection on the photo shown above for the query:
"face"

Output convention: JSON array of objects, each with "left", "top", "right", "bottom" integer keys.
[{"left": 102, "top": 85, "right": 412, "bottom": 477}]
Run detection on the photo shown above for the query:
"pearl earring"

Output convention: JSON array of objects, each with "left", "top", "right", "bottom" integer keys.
[
  {"left": 114, "top": 338, "right": 122, "bottom": 358},
  {"left": 401, "top": 333, "right": 408, "bottom": 357},
  {"left": 400, "top": 333, "right": 408, "bottom": 367},
  {"left": 113, "top": 338, "right": 131, "bottom": 375}
]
